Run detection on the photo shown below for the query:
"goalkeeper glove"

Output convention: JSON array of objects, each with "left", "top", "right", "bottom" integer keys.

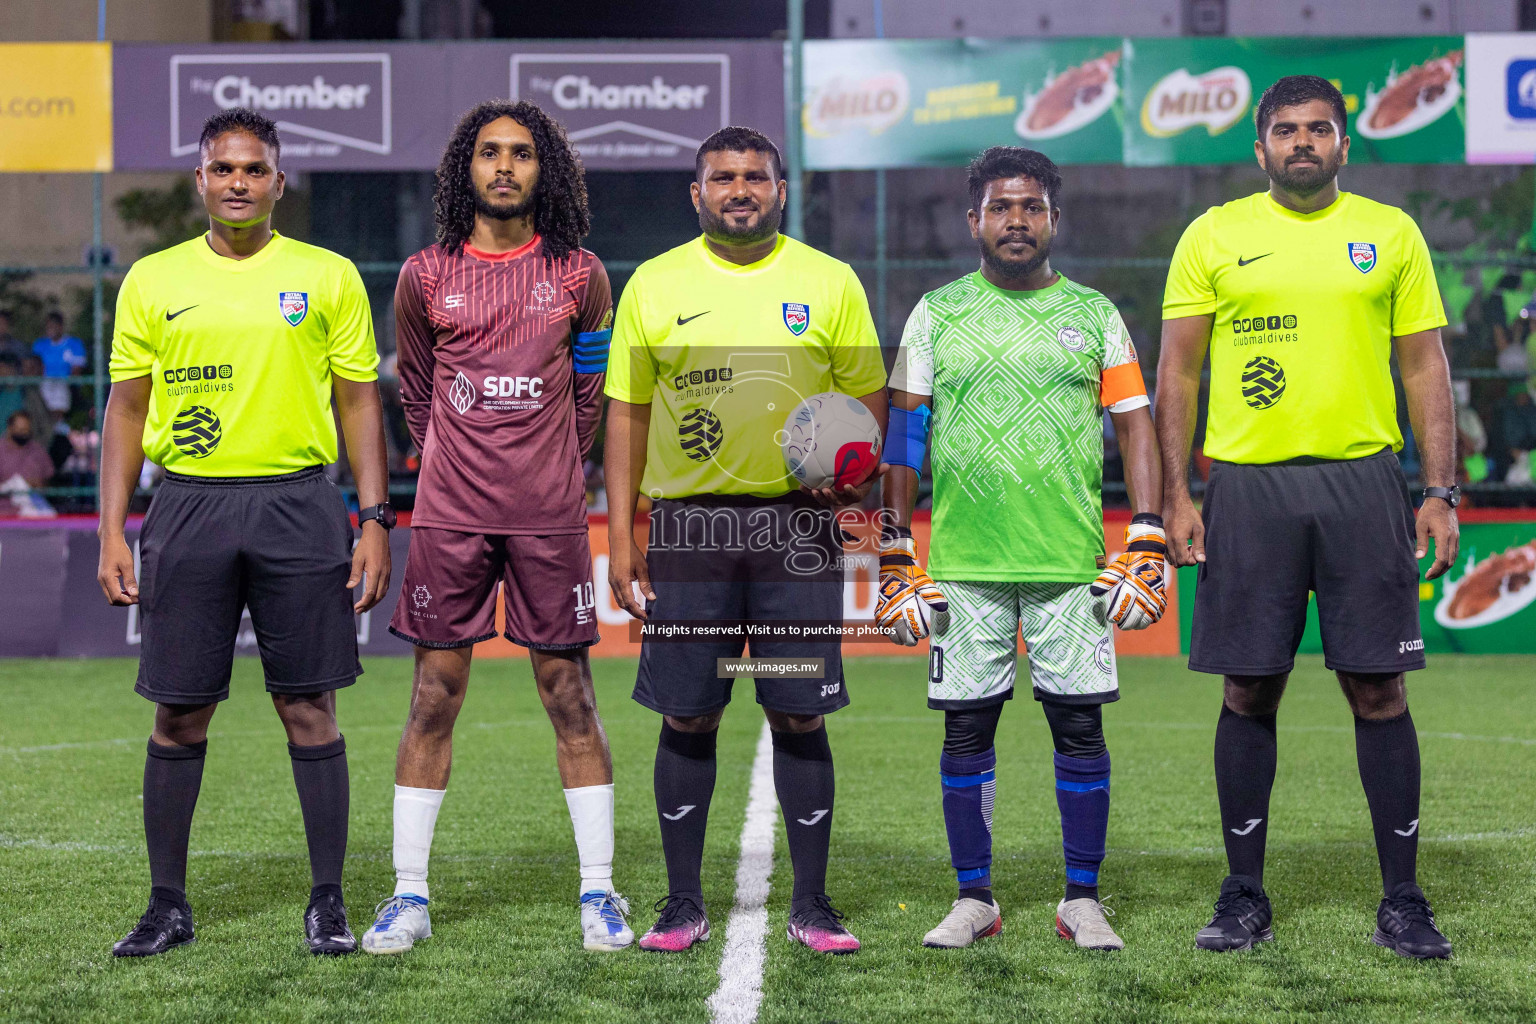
[
  {"left": 1091, "top": 513, "right": 1167, "bottom": 631},
  {"left": 876, "top": 530, "right": 949, "bottom": 646}
]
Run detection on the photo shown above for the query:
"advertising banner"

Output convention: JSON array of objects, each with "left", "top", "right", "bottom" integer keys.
[
  {"left": 1123, "top": 36, "right": 1465, "bottom": 166},
  {"left": 113, "top": 43, "right": 449, "bottom": 171},
  {"left": 1466, "top": 33, "right": 1536, "bottom": 164},
  {"left": 0, "top": 514, "right": 1181, "bottom": 659},
  {"left": 111, "top": 41, "right": 782, "bottom": 172},
  {"left": 1176, "top": 516, "right": 1536, "bottom": 656},
  {"left": 803, "top": 38, "right": 1124, "bottom": 169},
  {"left": 0, "top": 43, "right": 113, "bottom": 172},
  {"left": 505, "top": 42, "right": 785, "bottom": 171}
]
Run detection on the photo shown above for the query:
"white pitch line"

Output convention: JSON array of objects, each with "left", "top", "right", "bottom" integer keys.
[{"left": 707, "top": 722, "right": 778, "bottom": 1024}]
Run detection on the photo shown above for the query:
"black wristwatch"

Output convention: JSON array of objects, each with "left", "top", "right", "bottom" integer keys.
[
  {"left": 1422, "top": 486, "right": 1460, "bottom": 509},
  {"left": 359, "top": 502, "right": 397, "bottom": 530}
]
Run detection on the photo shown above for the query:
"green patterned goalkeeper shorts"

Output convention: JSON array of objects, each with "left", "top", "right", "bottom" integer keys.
[{"left": 926, "top": 580, "right": 1119, "bottom": 709}]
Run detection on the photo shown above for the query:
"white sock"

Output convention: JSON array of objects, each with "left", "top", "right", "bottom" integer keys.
[
  {"left": 564, "top": 783, "right": 615, "bottom": 896},
  {"left": 393, "top": 785, "right": 446, "bottom": 899}
]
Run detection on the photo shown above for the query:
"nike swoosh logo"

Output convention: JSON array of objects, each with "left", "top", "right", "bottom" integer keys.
[
  {"left": 676, "top": 311, "right": 709, "bottom": 325},
  {"left": 1230, "top": 818, "right": 1263, "bottom": 836},
  {"left": 1394, "top": 819, "right": 1419, "bottom": 837},
  {"left": 662, "top": 804, "right": 696, "bottom": 821},
  {"left": 834, "top": 449, "right": 861, "bottom": 484},
  {"left": 165, "top": 305, "right": 198, "bottom": 321},
  {"left": 796, "top": 809, "right": 829, "bottom": 826},
  {"left": 1236, "top": 254, "right": 1272, "bottom": 267}
]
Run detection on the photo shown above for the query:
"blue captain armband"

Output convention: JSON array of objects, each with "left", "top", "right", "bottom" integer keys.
[
  {"left": 883, "top": 403, "right": 932, "bottom": 471},
  {"left": 573, "top": 329, "right": 612, "bottom": 373}
]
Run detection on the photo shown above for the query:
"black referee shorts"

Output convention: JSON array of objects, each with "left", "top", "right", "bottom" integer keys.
[
  {"left": 135, "top": 466, "right": 362, "bottom": 704},
  {"left": 1189, "top": 448, "right": 1426, "bottom": 677},
  {"left": 633, "top": 494, "right": 849, "bottom": 718}
]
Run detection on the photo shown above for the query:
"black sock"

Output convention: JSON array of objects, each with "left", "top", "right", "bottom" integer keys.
[
  {"left": 144, "top": 739, "right": 206, "bottom": 904},
  {"left": 1214, "top": 705, "right": 1276, "bottom": 886},
  {"left": 1355, "top": 710, "right": 1421, "bottom": 894},
  {"left": 289, "top": 737, "right": 349, "bottom": 899},
  {"left": 959, "top": 886, "right": 995, "bottom": 905},
  {"left": 655, "top": 723, "right": 717, "bottom": 899},
  {"left": 772, "top": 726, "right": 835, "bottom": 907}
]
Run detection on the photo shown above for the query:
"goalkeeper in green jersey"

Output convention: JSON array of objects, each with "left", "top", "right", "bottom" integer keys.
[{"left": 876, "top": 147, "right": 1165, "bottom": 952}]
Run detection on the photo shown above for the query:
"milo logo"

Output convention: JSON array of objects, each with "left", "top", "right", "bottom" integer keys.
[{"left": 1141, "top": 66, "right": 1252, "bottom": 138}]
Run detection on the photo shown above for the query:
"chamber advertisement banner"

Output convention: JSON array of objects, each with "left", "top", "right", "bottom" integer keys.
[
  {"left": 803, "top": 38, "right": 1125, "bottom": 169},
  {"left": 1122, "top": 36, "right": 1465, "bottom": 167},
  {"left": 111, "top": 41, "right": 783, "bottom": 172}
]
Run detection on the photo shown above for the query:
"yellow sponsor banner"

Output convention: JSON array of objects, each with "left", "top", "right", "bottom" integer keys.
[{"left": 0, "top": 43, "right": 112, "bottom": 172}]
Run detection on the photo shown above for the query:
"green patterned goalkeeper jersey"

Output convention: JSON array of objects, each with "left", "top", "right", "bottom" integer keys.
[{"left": 889, "top": 272, "right": 1148, "bottom": 583}]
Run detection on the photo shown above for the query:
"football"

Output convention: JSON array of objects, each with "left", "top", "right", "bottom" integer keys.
[{"left": 781, "top": 392, "right": 882, "bottom": 490}]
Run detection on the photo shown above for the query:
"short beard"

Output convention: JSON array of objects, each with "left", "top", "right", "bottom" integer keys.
[
  {"left": 979, "top": 234, "right": 1052, "bottom": 282},
  {"left": 474, "top": 189, "right": 536, "bottom": 222},
  {"left": 1265, "top": 149, "right": 1342, "bottom": 197},
  {"left": 699, "top": 196, "right": 783, "bottom": 245}
]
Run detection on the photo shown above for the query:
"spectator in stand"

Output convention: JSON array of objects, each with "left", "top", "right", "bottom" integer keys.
[
  {"left": 1496, "top": 316, "right": 1529, "bottom": 377},
  {"left": 1, "top": 354, "right": 53, "bottom": 434},
  {"left": 0, "top": 355, "right": 24, "bottom": 423},
  {"left": 1497, "top": 381, "right": 1536, "bottom": 485},
  {"left": 1453, "top": 379, "right": 1489, "bottom": 485},
  {"left": 32, "top": 311, "right": 87, "bottom": 416},
  {"left": 0, "top": 309, "right": 28, "bottom": 363},
  {"left": 0, "top": 410, "right": 55, "bottom": 489}
]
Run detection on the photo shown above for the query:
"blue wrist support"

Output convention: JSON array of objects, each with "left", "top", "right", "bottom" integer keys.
[{"left": 884, "top": 404, "right": 932, "bottom": 470}]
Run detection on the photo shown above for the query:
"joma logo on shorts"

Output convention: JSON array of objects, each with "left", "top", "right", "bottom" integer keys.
[{"left": 1398, "top": 639, "right": 1424, "bottom": 654}]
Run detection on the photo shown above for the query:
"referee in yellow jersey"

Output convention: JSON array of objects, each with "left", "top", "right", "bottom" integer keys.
[
  {"left": 96, "top": 109, "right": 392, "bottom": 957},
  {"left": 605, "top": 127, "right": 887, "bottom": 954},
  {"left": 1156, "top": 76, "right": 1457, "bottom": 958}
]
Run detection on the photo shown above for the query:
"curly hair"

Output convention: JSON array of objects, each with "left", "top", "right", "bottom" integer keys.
[
  {"left": 966, "top": 146, "right": 1062, "bottom": 211},
  {"left": 433, "top": 100, "right": 590, "bottom": 261}
]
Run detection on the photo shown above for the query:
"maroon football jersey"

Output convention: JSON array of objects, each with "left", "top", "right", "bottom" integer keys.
[{"left": 395, "top": 236, "right": 612, "bottom": 534}]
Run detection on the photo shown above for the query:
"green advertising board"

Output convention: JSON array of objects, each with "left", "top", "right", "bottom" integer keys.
[
  {"left": 1123, "top": 36, "right": 1465, "bottom": 166},
  {"left": 802, "top": 38, "right": 1125, "bottom": 169},
  {"left": 1176, "top": 520, "right": 1536, "bottom": 656}
]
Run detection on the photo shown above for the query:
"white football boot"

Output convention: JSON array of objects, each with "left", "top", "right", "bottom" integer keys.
[
  {"left": 922, "top": 897, "right": 1003, "bottom": 948},
  {"left": 361, "top": 894, "right": 432, "bottom": 955},
  {"left": 581, "top": 890, "right": 635, "bottom": 951},
  {"left": 1055, "top": 897, "right": 1124, "bottom": 951}
]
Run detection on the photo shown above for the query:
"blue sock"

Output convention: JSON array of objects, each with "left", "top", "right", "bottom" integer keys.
[
  {"left": 1054, "top": 751, "right": 1110, "bottom": 901},
  {"left": 941, "top": 749, "right": 996, "bottom": 898}
]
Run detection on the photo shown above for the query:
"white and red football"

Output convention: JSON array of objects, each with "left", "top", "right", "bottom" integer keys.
[{"left": 781, "top": 392, "right": 882, "bottom": 490}]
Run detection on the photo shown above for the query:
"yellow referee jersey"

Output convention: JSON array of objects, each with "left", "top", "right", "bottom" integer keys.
[
  {"left": 111, "top": 232, "right": 379, "bottom": 476},
  {"left": 1163, "top": 192, "right": 1446, "bottom": 464},
  {"left": 606, "top": 234, "right": 886, "bottom": 498}
]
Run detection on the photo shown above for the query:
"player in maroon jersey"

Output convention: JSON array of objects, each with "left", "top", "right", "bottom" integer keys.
[{"left": 363, "top": 101, "right": 632, "bottom": 954}]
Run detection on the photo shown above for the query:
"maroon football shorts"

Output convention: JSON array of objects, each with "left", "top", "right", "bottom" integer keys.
[{"left": 388, "top": 527, "right": 600, "bottom": 650}]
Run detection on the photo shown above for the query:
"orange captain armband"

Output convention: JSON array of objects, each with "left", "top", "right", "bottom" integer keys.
[{"left": 1100, "top": 361, "right": 1148, "bottom": 411}]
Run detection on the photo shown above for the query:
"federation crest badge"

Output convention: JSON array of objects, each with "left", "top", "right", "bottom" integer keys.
[
  {"left": 279, "top": 291, "right": 308, "bottom": 326},
  {"left": 1349, "top": 242, "right": 1377, "bottom": 274},
  {"left": 782, "top": 303, "right": 810, "bottom": 336},
  {"left": 1057, "top": 325, "right": 1087, "bottom": 352}
]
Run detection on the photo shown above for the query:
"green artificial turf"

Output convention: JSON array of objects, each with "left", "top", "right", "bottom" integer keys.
[{"left": 1, "top": 655, "right": 1532, "bottom": 1023}]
